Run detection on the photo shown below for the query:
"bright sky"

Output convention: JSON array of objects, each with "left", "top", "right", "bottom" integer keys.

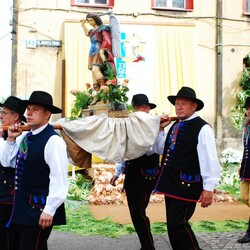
[{"left": 0, "top": 0, "right": 13, "bottom": 100}]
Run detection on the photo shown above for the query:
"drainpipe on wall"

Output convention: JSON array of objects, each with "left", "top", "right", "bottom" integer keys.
[
  {"left": 11, "top": 0, "right": 19, "bottom": 96},
  {"left": 215, "top": 0, "right": 223, "bottom": 141}
]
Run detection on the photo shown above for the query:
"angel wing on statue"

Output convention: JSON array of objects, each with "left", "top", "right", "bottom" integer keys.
[{"left": 109, "top": 13, "right": 122, "bottom": 59}]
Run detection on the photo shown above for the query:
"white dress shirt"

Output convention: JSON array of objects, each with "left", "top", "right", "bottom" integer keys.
[{"left": 0, "top": 123, "right": 69, "bottom": 217}]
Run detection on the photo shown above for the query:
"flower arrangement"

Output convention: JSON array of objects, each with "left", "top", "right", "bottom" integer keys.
[
  {"left": 70, "top": 87, "right": 93, "bottom": 118},
  {"left": 87, "top": 163, "right": 164, "bottom": 205},
  {"left": 98, "top": 64, "right": 129, "bottom": 107},
  {"left": 220, "top": 147, "right": 242, "bottom": 169},
  {"left": 97, "top": 79, "right": 129, "bottom": 108},
  {"left": 218, "top": 147, "right": 242, "bottom": 193},
  {"left": 96, "top": 63, "right": 130, "bottom": 110},
  {"left": 70, "top": 64, "right": 131, "bottom": 118}
]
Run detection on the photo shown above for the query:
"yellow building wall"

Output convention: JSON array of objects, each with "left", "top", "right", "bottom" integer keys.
[{"left": 13, "top": 0, "right": 249, "bottom": 151}]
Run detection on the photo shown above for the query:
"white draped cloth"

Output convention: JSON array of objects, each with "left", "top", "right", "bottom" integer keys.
[{"left": 57, "top": 112, "right": 160, "bottom": 163}]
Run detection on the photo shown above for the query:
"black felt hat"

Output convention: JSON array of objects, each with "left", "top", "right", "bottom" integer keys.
[
  {"left": 167, "top": 86, "right": 204, "bottom": 111},
  {"left": 131, "top": 94, "right": 156, "bottom": 109},
  {"left": 20, "top": 91, "right": 62, "bottom": 114},
  {"left": 0, "top": 96, "right": 27, "bottom": 122}
]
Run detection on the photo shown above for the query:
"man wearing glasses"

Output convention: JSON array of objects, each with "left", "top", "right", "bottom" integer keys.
[{"left": 0, "top": 96, "right": 26, "bottom": 250}]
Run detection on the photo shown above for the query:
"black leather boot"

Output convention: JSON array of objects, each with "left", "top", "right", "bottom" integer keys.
[{"left": 238, "top": 219, "right": 250, "bottom": 243}]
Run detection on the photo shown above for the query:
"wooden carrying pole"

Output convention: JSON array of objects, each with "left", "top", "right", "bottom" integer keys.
[
  {"left": 1, "top": 117, "right": 178, "bottom": 131},
  {"left": 2, "top": 124, "right": 62, "bottom": 131}
]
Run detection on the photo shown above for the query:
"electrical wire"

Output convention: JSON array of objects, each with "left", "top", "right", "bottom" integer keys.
[{"left": 0, "top": 32, "right": 11, "bottom": 41}]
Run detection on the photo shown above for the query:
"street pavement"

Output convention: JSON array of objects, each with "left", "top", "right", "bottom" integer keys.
[{"left": 48, "top": 230, "right": 250, "bottom": 249}]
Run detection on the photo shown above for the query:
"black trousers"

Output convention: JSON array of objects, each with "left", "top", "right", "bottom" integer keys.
[
  {"left": 126, "top": 188, "right": 155, "bottom": 250},
  {"left": 0, "top": 204, "right": 12, "bottom": 250},
  {"left": 9, "top": 223, "right": 52, "bottom": 250},
  {"left": 165, "top": 196, "right": 200, "bottom": 250}
]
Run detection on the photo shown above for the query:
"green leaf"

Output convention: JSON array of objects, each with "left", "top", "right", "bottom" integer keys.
[{"left": 231, "top": 54, "right": 250, "bottom": 130}]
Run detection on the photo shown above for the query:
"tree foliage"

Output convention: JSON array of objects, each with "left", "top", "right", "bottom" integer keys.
[{"left": 230, "top": 53, "right": 250, "bottom": 130}]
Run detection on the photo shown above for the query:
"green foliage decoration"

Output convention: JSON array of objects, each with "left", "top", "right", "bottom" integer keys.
[
  {"left": 67, "top": 173, "right": 93, "bottom": 202},
  {"left": 97, "top": 83, "right": 129, "bottom": 105},
  {"left": 96, "top": 63, "right": 130, "bottom": 109},
  {"left": 70, "top": 89, "right": 93, "bottom": 118},
  {"left": 103, "top": 62, "right": 116, "bottom": 81},
  {"left": 54, "top": 201, "right": 248, "bottom": 236},
  {"left": 231, "top": 53, "right": 250, "bottom": 130}
]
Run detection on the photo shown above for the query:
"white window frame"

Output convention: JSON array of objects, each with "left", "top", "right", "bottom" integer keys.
[
  {"left": 70, "top": 0, "right": 114, "bottom": 8},
  {"left": 151, "top": 0, "right": 193, "bottom": 11},
  {"left": 243, "top": 0, "right": 250, "bottom": 15}
]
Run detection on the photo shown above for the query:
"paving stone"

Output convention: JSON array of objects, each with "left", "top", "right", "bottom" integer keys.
[{"left": 48, "top": 231, "right": 250, "bottom": 249}]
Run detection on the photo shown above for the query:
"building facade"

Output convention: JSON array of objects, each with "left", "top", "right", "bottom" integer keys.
[{"left": 10, "top": 0, "right": 250, "bottom": 151}]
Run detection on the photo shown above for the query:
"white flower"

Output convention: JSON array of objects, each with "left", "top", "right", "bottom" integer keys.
[{"left": 220, "top": 147, "right": 242, "bottom": 166}]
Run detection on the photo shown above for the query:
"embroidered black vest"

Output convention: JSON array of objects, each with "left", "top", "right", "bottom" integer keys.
[
  {"left": 9, "top": 124, "right": 66, "bottom": 226},
  {"left": 155, "top": 117, "right": 207, "bottom": 201},
  {"left": 0, "top": 122, "right": 26, "bottom": 204},
  {"left": 124, "top": 153, "right": 160, "bottom": 190},
  {"left": 240, "top": 135, "right": 250, "bottom": 180},
  {"left": 0, "top": 131, "right": 15, "bottom": 204},
  {"left": 0, "top": 164, "right": 14, "bottom": 204}
]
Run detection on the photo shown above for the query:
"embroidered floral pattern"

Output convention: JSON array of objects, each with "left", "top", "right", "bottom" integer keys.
[
  {"left": 168, "top": 122, "right": 184, "bottom": 150},
  {"left": 18, "top": 132, "right": 32, "bottom": 160}
]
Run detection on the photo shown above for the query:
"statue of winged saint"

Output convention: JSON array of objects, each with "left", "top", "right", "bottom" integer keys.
[{"left": 80, "top": 11, "right": 121, "bottom": 85}]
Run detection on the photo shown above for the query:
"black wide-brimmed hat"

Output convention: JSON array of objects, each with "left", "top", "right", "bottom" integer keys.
[
  {"left": 131, "top": 94, "right": 156, "bottom": 110},
  {"left": 167, "top": 86, "right": 204, "bottom": 111},
  {"left": 20, "top": 91, "right": 62, "bottom": 114},
  {"left": 0, "top": 96, "right": 27, "bottom": 122}
]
